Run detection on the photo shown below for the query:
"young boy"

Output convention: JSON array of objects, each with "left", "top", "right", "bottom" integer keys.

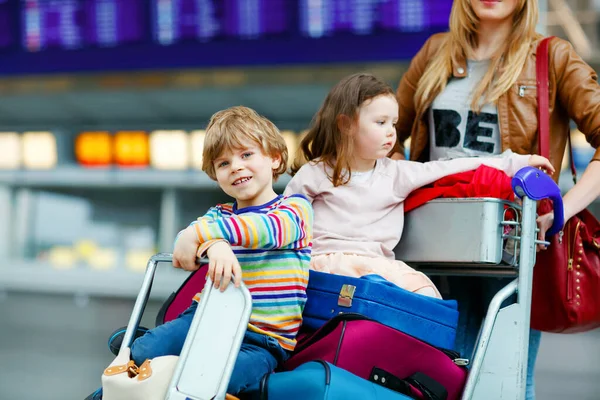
[{"left": 86, "top": 106, "right": 313, "bottom": 399}]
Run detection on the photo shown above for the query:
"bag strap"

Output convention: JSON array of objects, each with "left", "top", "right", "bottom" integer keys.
[
  {"left": 536, "top": 36, "right": 578, "bottom": 183},
  {"left": 369, "top": 367, "right": 448, "bottom": 400}
]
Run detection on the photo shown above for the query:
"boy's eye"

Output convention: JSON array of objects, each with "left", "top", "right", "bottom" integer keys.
[
  {"left": 242, "top": 152, "right": 253, "bottom": 159},
  {"left": 217, "top": 161, "right": 229, "bottom": 168},
  {"left": 377, "top": 120, "right": 385, "bottom": 125}
]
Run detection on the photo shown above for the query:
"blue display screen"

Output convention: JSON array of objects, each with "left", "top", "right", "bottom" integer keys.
[{"left": 0, "top": 0, "right": 453, "bottom": 75}]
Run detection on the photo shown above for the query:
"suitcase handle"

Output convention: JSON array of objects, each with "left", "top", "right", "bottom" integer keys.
[{"left": 370, "top": 367, "right": 448, "bottom": 400}]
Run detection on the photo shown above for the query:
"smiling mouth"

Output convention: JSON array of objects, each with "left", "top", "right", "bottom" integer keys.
[{"left": 233, "top": 176, "right": 252, "bottom": 186}]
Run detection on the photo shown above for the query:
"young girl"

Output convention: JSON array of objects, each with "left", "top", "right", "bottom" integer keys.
[{"left": 284, "top": 73, "right": 553, "bottom": 299}]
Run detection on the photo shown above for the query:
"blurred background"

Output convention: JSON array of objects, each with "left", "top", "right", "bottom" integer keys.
[{"left": 0, "top": 0, "right": 598, "bottom": 399}]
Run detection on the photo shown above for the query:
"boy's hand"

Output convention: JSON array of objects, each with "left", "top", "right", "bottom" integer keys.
[
  {"left": 528, "top": 155, "right": 555, "bottom": 175},
  {"left": 206, "top": 241, "right": 242, "bottom": 292},
  {"left": 173, "top": 226, "right": 201, "bottom": 271}
]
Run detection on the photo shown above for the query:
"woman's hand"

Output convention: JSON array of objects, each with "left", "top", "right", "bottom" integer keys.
[
  {"left": 528, "top": 155, "right": 555, "bottom": 175},
  {"left": 536, "top": 212, "right": 555, "bottom": 251}
]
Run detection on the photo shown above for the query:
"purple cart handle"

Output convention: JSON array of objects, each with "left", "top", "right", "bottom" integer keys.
[{"left": 511, "top": 166, "right": 564, "bottom": 237}]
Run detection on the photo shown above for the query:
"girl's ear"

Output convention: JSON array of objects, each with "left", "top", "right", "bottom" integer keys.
[{"left": 336, "top": 114, "right": 355, "bottom": 135}]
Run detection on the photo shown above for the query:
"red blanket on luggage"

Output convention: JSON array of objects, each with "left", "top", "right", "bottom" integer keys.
[{"left": 404, "top": 165, "right": 515, "bottom": 212}]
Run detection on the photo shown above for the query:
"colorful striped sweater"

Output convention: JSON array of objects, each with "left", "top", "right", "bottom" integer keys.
[{"left": 190, "top": 194, "right": 313, "bottom": 351}]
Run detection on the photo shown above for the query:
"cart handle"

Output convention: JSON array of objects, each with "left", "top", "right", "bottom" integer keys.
[
  {"left": 511, "top": 166, "right": 564, "bottom": 237},
  {"left": 121, "top": 253, "right": 209, "bottom": 350}
]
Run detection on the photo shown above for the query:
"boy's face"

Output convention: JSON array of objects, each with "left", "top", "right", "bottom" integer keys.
[{"left": 212, "top": 138, "right": 281, "bottom": 209}]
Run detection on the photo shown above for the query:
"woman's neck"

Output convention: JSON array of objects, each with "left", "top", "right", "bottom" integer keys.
[{"left": 473, "top": 20, "right": 512, "bottom": 60}]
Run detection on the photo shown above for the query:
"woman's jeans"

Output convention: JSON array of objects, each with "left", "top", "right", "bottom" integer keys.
[{"left": 445, "top": 277, "right": 542, "bottom": 400}]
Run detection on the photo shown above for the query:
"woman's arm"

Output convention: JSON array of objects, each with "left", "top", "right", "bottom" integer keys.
[
  {"left": 563, "top": 161, "right": 600, "bottom": 220},
  {"left": 552, "top": 39, "right": 600, "bottom": 162},
  {"left": 534, "top": 39, "right": 600, "bottom": 242}
]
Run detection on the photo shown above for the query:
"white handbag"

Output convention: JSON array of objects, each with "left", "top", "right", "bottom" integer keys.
[{"left": 101, "top": 347, "right": 179, "bottom": 400}]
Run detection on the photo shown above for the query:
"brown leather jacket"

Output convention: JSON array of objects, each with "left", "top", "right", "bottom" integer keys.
[{"left": 395, "top": 33, "right": 600, "bottom": 181}]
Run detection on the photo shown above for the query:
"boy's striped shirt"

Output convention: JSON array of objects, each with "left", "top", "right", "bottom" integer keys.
[{"left": 191, "top": 194, "right": 313, "bottom": 351}]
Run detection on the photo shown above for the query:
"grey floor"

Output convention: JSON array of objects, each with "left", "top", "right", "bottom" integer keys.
[{"left": 0, "top": 291, "right": 599, "bottom": 400}]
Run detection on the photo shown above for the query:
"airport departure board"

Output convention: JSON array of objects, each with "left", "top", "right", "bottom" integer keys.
[{"left": 1, "top": 0, "right": 454, "bottom": 74}]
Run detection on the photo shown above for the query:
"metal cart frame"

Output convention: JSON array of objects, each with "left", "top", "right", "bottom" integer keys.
[{"left": 396, "top": 166, "right": 564, "bottom": 400}]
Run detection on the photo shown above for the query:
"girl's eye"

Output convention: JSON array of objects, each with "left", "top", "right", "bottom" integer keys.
[
  {"left": 377, "top": 121, "right": 385, "bottom": 125},
  {"left": 242, "top": 152, "right": 253, "bottom": 159}
]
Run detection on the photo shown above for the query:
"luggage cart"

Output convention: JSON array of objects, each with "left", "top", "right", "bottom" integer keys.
[
  {"left": 395, "top": 166, "right": 564, "bottom": 400},
  {"left": 116, "top": 253, "right": 252, "bottom": 400}
]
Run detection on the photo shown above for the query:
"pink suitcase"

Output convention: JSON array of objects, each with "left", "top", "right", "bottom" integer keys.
[{"left": 286, "top": 313, "right": 468, "bottom": 400}]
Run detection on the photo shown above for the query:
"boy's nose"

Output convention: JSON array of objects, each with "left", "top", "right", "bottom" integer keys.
[{"left": 230, "top": 159, "right": 244, "bottom": 172}]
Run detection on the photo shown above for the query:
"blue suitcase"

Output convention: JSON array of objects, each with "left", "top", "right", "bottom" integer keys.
[
  {"left": 303, "top": 271, "right": 459, "bottom": 349},
  {"left": 260, "top": 360, "right": 413, "bottom": 400}
]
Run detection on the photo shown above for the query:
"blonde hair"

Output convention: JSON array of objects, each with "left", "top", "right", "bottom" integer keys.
[
  {"left": 290, "top": 73, "right": 395, "bottom": 186},
  {"left": 202, "top": 106, "right": 288, "bottom": 180},
  {"left": 415, "top": 0, "right": 539, "bottom": 114}
]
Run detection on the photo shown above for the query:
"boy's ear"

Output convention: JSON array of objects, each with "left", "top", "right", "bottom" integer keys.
[{"left": 271, "top": 154, "right": 282, "bottom": 170}]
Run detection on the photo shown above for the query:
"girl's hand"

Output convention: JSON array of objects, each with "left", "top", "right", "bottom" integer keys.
[{"left": 528, "top": 155, "right": 555, "bottom": 175}]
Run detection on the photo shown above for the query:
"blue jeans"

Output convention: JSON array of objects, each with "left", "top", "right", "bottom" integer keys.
[
  {"left": 446, "top": 277, "right": 541, "bottom": 400},
  {"left": 130, "top": 301, "right": 290, "bottom": 395}
]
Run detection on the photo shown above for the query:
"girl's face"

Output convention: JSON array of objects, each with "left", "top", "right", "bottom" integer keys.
[
  {"left": 351, "top": 94, "right": 398, "bottom": 170},
  {"left": 470, "top": 0, "right": 520, "bottom": 24}
]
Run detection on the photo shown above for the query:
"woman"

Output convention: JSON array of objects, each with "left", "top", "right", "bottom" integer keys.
[{"left": 393, "top": 0, "right": 600, "bottom": 399}]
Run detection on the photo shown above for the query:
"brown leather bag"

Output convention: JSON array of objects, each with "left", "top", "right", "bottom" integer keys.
[{"left": 530, "top": 37, "right": 600, "bottom": 333}]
